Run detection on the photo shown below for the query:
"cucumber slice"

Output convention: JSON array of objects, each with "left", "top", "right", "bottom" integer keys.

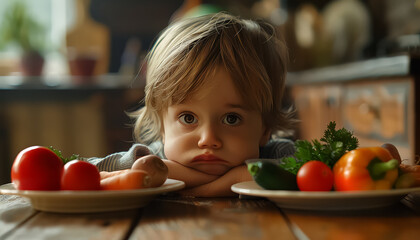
[{"left": 248, "top": 161, "right": 298, "bottom": 190}]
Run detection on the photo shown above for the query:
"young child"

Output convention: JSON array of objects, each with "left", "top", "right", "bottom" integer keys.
[{"left": 89, "top": 12, "right": 296, "bottom": 197}]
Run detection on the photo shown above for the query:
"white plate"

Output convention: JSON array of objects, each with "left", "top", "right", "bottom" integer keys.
[
  {"left": 231, "top": 181, "right": 420, "bottom": 211},
  {"left": 0, "top": 179, "right": 185, "bottom": 213}
]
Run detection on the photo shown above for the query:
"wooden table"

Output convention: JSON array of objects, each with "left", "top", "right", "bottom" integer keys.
[{"left": 1, "top": 192, "right": 420, "bottom": 240}]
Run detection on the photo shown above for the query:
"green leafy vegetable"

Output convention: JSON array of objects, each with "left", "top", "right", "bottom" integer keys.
[
  {"left": 280, "top": 121, "right": 359, "bottom": 174},
  {"left": 48, "top": 146, "right": 79, "bottom": 165}
]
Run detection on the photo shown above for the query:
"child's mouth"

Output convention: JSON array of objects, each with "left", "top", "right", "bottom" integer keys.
[
  {"left": 191, "top": 154, "right": 230, "bottom": 175},
  {"left": 192, "top": 154, "right": 227, "bottom": 163}
]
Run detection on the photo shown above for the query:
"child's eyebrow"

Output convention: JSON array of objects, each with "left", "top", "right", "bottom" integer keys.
[{"left": 225, "top": 103, "right": 251, "bottom": 111}]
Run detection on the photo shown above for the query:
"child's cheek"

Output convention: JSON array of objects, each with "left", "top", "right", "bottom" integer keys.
[{"left": 163, "top": 138, "right": 182, "bottom": 162}]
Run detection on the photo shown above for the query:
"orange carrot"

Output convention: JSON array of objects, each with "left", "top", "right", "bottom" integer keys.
[
  {"left": 100, "top": 169, "right": 130, "bottom": 179},
  {"left": 100, "top": 169, "right": 151, "bottom": 190}
]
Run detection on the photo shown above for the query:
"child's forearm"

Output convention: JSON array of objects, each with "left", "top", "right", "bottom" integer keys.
[
  {"left": 178, "top": 165, "right": 252, "bottom": 197},
  {"left": 162, "top": 159, "right": 219, "bottom": 188}
]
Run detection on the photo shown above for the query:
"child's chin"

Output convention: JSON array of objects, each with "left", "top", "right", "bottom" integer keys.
[{"left": 193, "top": 164, "right": 230, "bottom": 176}]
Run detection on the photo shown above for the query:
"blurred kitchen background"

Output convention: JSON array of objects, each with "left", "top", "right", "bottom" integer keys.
[{"left": 1, "top": 0, "right": 419, "bottom": 184}]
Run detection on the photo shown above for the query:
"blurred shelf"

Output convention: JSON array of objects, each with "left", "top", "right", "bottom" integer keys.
[
  {"left": 0, "top": 74, "right": 143, "bottom": 90},
  {"left": 287, "top": 54, "right": 420, "bottom": 85}
]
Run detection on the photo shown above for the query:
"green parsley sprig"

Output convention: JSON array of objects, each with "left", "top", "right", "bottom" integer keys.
[
  {"left": 48, "top": 146, "right": 79, "bottom": 165},
  {"left": 280, "top": 121, "right": 359, "bottom": 174}
]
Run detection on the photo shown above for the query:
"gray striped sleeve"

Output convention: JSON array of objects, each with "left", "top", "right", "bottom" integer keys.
[
  {"left": 259, "top": 138, "right": 295, "bottom": 159},
  {"left": 86, "top": 144, "right": 152, "bottom": 171}
]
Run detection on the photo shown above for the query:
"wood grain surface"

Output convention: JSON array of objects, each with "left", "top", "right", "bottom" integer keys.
[
  {"left": 131, "top": 197, "right": 295, "bottom": 240},
  {"left": 1, "top": 193, "right": 420, "bottom": 240}
]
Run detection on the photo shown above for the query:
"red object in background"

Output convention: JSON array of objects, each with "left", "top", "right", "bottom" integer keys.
[
  {"left": 68, "top": 55, "right": 97, "bottom": 77},
  {"left": 61, "top": 160, "right": 101, "bottom": 190},
  {"left": 11, "top": 146, "right": 63, "bottom": 190},
  {"left": 297, "top": 161, "right": 334, "bottom": 191},
  {"left": 20, "top": 50, "right": 45, "bottom": 76}
]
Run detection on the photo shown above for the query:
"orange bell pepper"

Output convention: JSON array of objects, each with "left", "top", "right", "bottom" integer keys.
[{"left": 333, "top": 147, "right": 399, "bottom": 191}]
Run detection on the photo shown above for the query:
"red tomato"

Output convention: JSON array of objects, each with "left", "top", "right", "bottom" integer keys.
[
  {"left": 61, "top": 160, "right": 100, "bottom": 190},
  {"left": 11, "top": 146, "right": 63, "bottom": 190},
  {"left": 297, "top": 161, "right": 334, "bottom": 191}
]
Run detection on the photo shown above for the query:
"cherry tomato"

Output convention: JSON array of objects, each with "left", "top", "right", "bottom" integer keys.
[
  {"left": 61, "top": 160, "right": 100, "bottom": 190},
  {"left": 11, "top": 146, "right": 63, "bottom": 190},
  {"left": 297, "top": 161, "right": 333, "bottom": 191}
]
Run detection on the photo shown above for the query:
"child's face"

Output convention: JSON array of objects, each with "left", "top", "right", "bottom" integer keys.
[{"left": 162, "top": 67, "right": 270, "bottom": 176}]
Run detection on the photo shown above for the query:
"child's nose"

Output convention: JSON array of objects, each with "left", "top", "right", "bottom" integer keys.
[{"left": 197, "top": 124, "right": 222, "bottom": 149}]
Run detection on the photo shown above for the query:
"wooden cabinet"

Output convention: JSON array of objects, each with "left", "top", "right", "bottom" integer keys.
[
  {"left": 0, "top": 77, "right": 144, "bottom": 184},
  {"left": 291, "top": 84, "right": 343, "bottom": 141},
  {"left": 288, "top": 55, "right": 418, "bottom": 164}
]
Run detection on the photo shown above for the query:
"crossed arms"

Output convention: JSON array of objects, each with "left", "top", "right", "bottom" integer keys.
[{"left": 162, "top": 159, "right": 252, "bottom": 197}]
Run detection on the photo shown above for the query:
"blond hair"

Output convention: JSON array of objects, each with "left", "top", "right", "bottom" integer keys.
[{"left": 131, "top": 13, "right": 291, "bottom": 144}]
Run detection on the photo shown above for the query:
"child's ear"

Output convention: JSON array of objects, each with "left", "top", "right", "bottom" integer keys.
[{"left": 259, "top": 128, "right": 271, "bottom": 146}]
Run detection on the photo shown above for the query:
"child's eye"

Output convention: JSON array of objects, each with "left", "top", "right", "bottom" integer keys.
[
  {"left": 223, "top": 113, "right": 241, "bottom": 126},
  {"left": 179, "top": 113, "right": 198, "bottom": 125}
]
